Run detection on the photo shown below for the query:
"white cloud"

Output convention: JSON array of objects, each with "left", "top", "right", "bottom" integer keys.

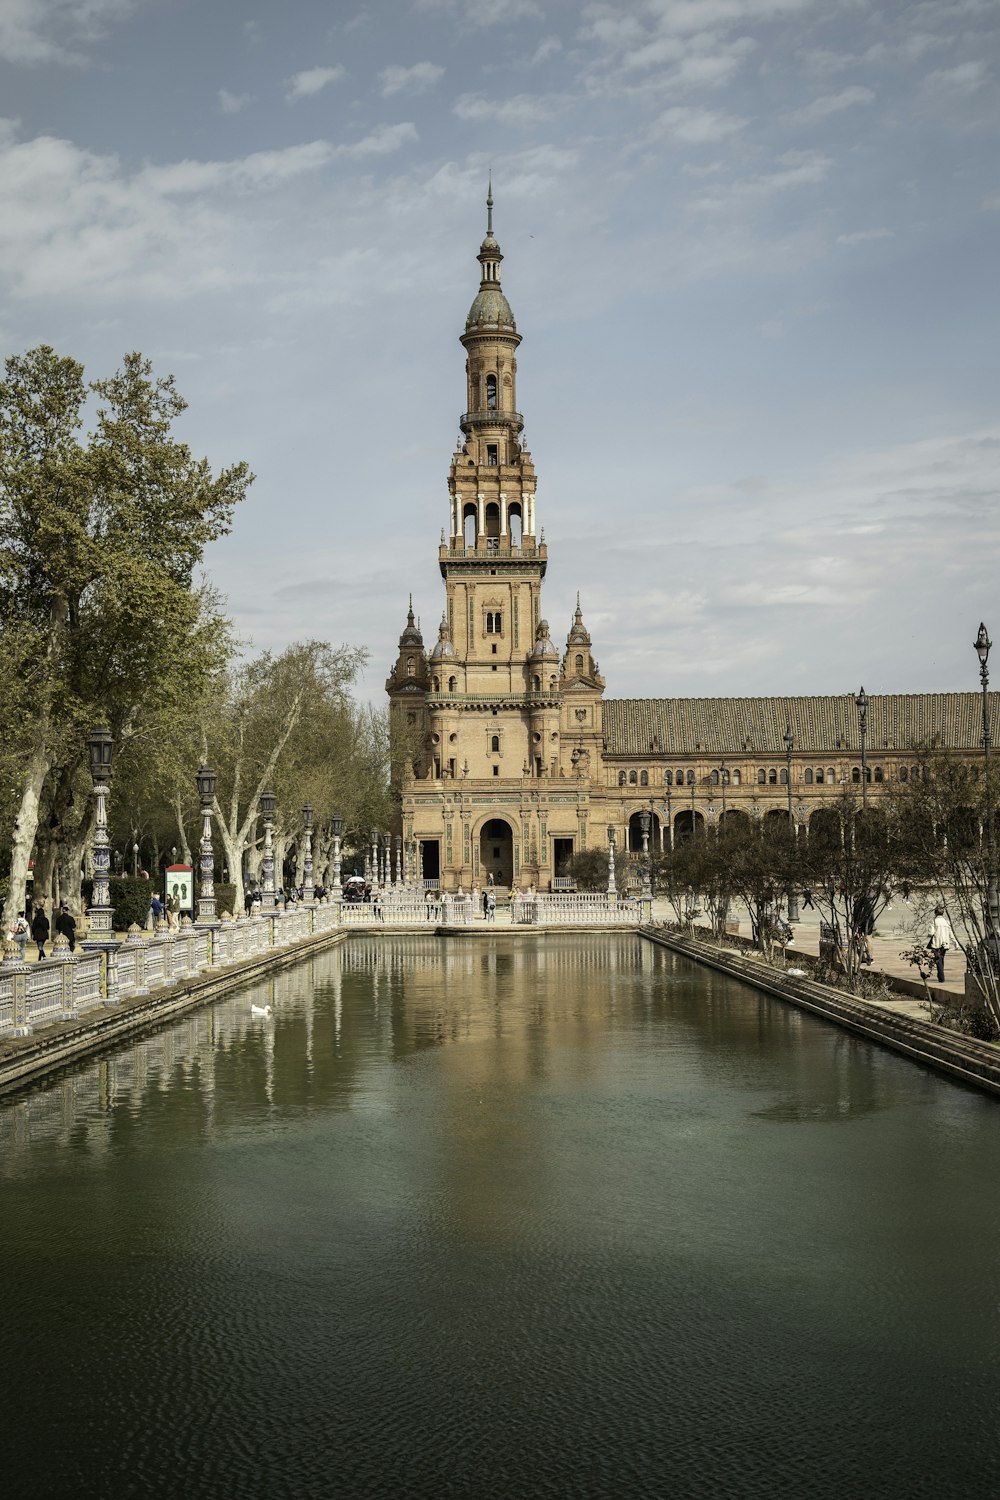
[
  {"left": 415, "top": 0, "right": 542, "bottom": 24},
  {"left": 923, "top": 60, "right": 989, "bottom": 95},
  {"left": 786, "top": 85, "right": 875, "bottom": 124},
  {"left": 379, "top": 61, "right": 444, "bottom": 96},
  {"left": 0, "top": 0, "right": 134, "bottom": 65},
  {"left": 530, "top": 36, "right": 561, "bottom": 65},
  {"left": 218, "top": 88, "right": 252, "bottom": 116},
  {"left": 653, "top": 105, "right": 747, "bottom": 143},
  {"left": 453, "top": 92, "right": 558, "bottom": 126},
  {"left": 836, "top": 227, "right": 893, "bottom": 245},
  {"left": 286, "top": 65, "right": 345, "bottom": 102},
  {"left": 691, "top": 150, "right": 831, "bottom": 211}
]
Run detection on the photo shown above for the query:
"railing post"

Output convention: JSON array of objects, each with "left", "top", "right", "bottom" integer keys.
[{"left": 3, "top": 941, "right": 32, "bottom": 1036}]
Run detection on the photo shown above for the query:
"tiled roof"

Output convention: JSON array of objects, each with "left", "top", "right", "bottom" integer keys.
[{"left": 603, "top": 694, "right": 1000, "bottom": 758}]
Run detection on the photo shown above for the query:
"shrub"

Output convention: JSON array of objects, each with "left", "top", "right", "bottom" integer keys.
[
  {"left": 110, "top": 877, "right": 153, "bottom": 932},
  {"left": 213, "top": 882, "right": 236, "bottom": 917}
]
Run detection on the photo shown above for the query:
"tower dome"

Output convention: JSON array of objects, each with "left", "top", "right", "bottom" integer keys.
[
  {"left": 464, "top": 179, "right": 517, "bottom": 334},
  {"left": 530, "top": 619, "right": 559, "bottom": 660},
  {"left": 429, "top": 612, "right": 456, "bottom": 660}
]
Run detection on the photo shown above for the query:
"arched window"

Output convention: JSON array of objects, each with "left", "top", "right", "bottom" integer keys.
[
  {"left": 899, "top": 765, "right": 909, "bottom": 782},
  {"left": 640, "top": 770, "right": 648, "bottom": 787},
  {"left": 804, "top": 768, "right": 813, "bottom": 785},
  {"left": 827, "top": 768, "right": 835, "bottom": 784},
  {"left": 463, "top": 504, "right": 476, "bottom": 548},
  {"left": 575, "top": 654, "right": 584, "bottom": 672},
  {"left": 665, "top": 770, "right": 673, "bottom": 786},
  {"left": 732, "top": 770, "right": 741, "bottom": 786},
  {"left": 768, "top": 768, "right": 777, "bottom": 785},
  {"left": 431, "top": 677, "right": 439, "bottom": 693},
  {"left": 629, "top": 770, "right": 637, "bottom": 785},
  {"left": 779, "top": 768, "right": 788, "bottom": 785},
  {"left": 816, "top": 768, "right": 824, "bottom": 784},
  {"left": 533, "top": 674, "right": 541, "bottom": 691},
  {"left": 508, "top": 503, "right": 522, "bottom": 546},
  {"left": 710, "top": 770, "right": 719, "bottom": 786},
  {"left": 486, "top": 373, "right": 497, "bottom": 410},
  {"left": 758, "top": 769, "right": 766, "bottom": 785},
  {"left": 448, "top": 676, "right": 456, "bottom": 693},
  {"left": 874, "top": 766, "right": 884, "bottom": 783},
  {"left": 618, "top": 771, "right": 626, "bottom": 786},
  {"left": 406, "top": 656, "right": 414, "bottom": 677},
  {"left": 686, "top": 770, "right": 695, "bottom": 786},
  {"left": 852, "top": 767, "right": 861, "bottom": 783},
  {"left": 491, "top": 735, "right": 500, "bottom": 753}
]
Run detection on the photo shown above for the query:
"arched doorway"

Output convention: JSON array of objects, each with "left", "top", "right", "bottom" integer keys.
[{"left": 480, "top": 817, "right": 514, "bottom": 888}]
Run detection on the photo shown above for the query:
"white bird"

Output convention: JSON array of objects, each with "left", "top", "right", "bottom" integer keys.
[{"left": 250, "top": 1002, "right": 273, "bottom": 1017}]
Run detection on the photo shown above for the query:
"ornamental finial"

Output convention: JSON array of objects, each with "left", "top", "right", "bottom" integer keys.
[{"left": 487, "top": 173, "right": 493, "bottom": 236}]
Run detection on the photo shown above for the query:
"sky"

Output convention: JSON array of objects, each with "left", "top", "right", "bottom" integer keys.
[{"left": 0, "top": 0, "right": 997, "bottom": 705}]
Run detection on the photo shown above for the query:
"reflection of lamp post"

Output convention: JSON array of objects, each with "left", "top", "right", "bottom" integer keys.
[
  {"left": 855, "top": 687, "right": 869, "bottom": 810},
  {"left": 331, "top": 815, "right": 343, "bottom": 898},
  {"left": 83, "top": 727, "right": 117, "bottom": 986},
  {"left": 783, "top": 727, "right": 799, "bottom": 920},
  {"left": 196, "top": 764, "right": 217, "bottom": 924},
  {"left": 260, "top": 789, "right": 277, "bottom": 911},
  {"left": 975, "top": 623, "right": 998, "bottom": 939},
  {"left": 302, "top": 804, "right": 314, "bottom": 903},
  {"left": 607, "top": 825, "right": 616, "bottom": 896}
]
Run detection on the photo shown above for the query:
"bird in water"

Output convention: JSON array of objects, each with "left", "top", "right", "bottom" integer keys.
[{"left": 250, "top": 1002, "right": 273, "bottom": 1017}]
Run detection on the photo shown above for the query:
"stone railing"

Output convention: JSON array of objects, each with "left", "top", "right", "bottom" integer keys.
[
  {"left": 511, "top": 892, "right": 645, "bottom": 926},
  {"left": 0, "top": 901, "right": 345, "bottom": 1039}
]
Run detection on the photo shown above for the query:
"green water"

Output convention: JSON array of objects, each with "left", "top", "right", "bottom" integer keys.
[{"left": 2, "top": 934, "right": 999, "bottom": 1499}]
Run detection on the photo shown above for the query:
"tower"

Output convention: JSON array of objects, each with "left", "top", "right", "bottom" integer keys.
[{"left": 394, "top": 189, "right": 604, "bottom": 892}]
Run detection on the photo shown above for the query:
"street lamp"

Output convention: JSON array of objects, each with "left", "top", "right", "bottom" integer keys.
[
  {"left": 331, "top": 814, "right": 343, "bottom": 897},
  {"left": 132, "top": 842, "right": 139, "bottom": 879},
  {"left": 783, "top": 727, "right": 799, "bottom": 921},
  {"left": 663, "top": 787, "right": 674, "bottom": 850},
  {"left": 975, "top": 623, "right": 998, "bottom": 939},
  {"left": 195, "top": 764, "right": 217, "bottom": 924},
  {"left": 83, "top": 727, "right": 117, "bottom": 983},
  {"left": 302, "top": 804, "right": 314, "bottom": 903},
  {"left": 607, "top": 825, "right": 617, "bottom": 896},
  {"left": 639, "top": 809, "right": 652, "bottom": 900},
  {"left": 720, "top": 760, "right": 727, "bottom": 820},
  {"left": 395, "top": 834, "right": 403, "bottom": 888},
  {"left": 260, "top": 788, "right": 277, "bottom": 911},
  {"left": 855, "top": 687, "right": 869, "bottom": 810}
]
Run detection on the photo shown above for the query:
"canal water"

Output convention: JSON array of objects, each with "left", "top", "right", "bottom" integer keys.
[{"left": 2, "top": 934, "right": 999, "bottom": 1500}]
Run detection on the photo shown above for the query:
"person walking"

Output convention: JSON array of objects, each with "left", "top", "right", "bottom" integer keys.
[
  {"left": 801, "top": 887, "right": 815, "bottom": 910},
  {"left": 55, "top": 904, "right": 77, "bottom": 953},
  {"left": 31, "top": 903, "right": 50, "bottom": 961},
  {"left": 930, "top": 905, "right": 956, "bottom": 983},
  {"left": 486, "top": 888, "right": 496, "bottom": 923},
  {"left": 11, "top": 911, "right": 29, "bottom": 962}
]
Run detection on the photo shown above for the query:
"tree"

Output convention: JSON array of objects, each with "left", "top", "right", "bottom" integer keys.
[
  {"left": 0, "top": 346, "right": 252, "bottom": 929},
  {"left": 797, "top": 790, "right": 899, "bottom": 988},
  {"left": 568, "top": 848, "right": 609, "bottom": 890},
  {"left": 891, "top": 749, "right": 1000, "bottom": 1030}
]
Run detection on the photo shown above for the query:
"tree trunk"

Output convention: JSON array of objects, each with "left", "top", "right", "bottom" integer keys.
[
  {"left": 3, "top": 739, "right": 55, "bottom": 930},
  {"left": 61, "top": 805, "right": 95, "bottom": 918},
  {"left": 172, "top": 793, "right": 193, "bottom": 866}
]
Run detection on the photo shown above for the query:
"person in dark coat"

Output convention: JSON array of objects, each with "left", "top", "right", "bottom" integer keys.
[
  {"left": 55, "top": 904, "right": 77, "bottom": 952},
  {"left": 31, "top": 903, "right": 50, "bottom": 961}
]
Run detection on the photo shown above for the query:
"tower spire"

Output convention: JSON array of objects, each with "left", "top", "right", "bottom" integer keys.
[{"left": 487, "top": 174, "right": 493, "bottom": 236}]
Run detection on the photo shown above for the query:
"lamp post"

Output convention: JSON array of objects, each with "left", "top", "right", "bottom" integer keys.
[
  {"left": 639, "top": 809, "right": 652, "bottom": 900},
  {"left": 975, "top": 623, "right": 998, "bottom": 941},
  {"left": 607, "top": 825, "right": 617, "bottom": 896},
  {"left": 260, "top": 789, "right": 277, "bottom": 911},
  {"left": 690, "top": 782, "right": 697, "bottom": 839},
  {"left": 132, "top": 842, "right": 139, "bottom": 879},
  {"left": 331, "top": 815, "right": 343, "bottom": 898},
  {"left": 195, "top": 764, "right": 217, "bottom": 924},
  {"left": 783, "top": 726, "right": 799, "bottom": 921},
  {"left": 302, "top": 804, "right": 315, "bottom": 904},
  {"left": 83, "top": 727, "right": 117, "bottom": 987},
  {"left": 395, "top": 834, "right": 402, "bottom": 889},
  {"left": 855, "top": 687, "right": 869, "bottom": 810},
  {"left": 720, "top": 760, "right": 727, "bottom": 821},
  {"left": 370, "top": 829, "right": 379, "bottom": 888}
]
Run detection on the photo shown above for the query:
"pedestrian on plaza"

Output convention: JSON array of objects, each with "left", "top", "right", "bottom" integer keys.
[
  {"left": 486, "top": 889, "right": 496, "bottom": 923},
  {"left": 244, "top": 888, "right": 254, "bottom": 916},
  {"left": 482, "top": 889, "right": 489, "bottom": 918},
  {"left": 373, "top": 893, "right": 384, "bottom": 922},
  {"left": 801, "top": 887, "right": 814, "bottom": 910},
  {"left": 31, "top": 903, "right": 50, "bottom": 961},
  {"left": 11, "top": 911, "right": 29, "bottom": 962},
  {"left": 150, "top": 892, "right": 165, "bottom": 925},
  {"left": 167, "top": 889, "right": 180, "bottom": 929},
  {"left": 901, "top": 881, "right": 910, "bottom": 904},
  {"left": 55, "top": 904, "right": 77, "bottom": 952},
  {"left": 930, "top": 906, "right": 956, "bottom": 983}
]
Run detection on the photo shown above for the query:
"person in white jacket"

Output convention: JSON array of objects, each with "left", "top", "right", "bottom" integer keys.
[{"left": 930, "top": 906, "right": 956, "bottom": 982}]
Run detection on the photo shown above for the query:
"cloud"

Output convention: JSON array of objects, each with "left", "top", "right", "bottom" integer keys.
[
  {"left": 0, "top": 0, "right": 134, "bottom": 64},
  {"left": 652, "top": 105, "right": 747, "bottom": 143},
  {"left": 415, "top": 0, "right": 543, "bottom": 24},
  {"left": 286, "top": 65, "right": 345, "bottom": 102},
  {"left": 530, "top": 36, "right": 561, "bottom": 65},
  {"left": 218, "top": 88, "right": 252, "bottom": 115},
  {"left": 786, "top": 85, "right": 875, "bottom": 124},
  {"left": 379, "top": 60, "right": 444, "bottom": 96},
  {"left": 923, "top": 60, "right": 989, "bottom": 95},
  {"left": 690, "top": 150, "right": 831, "bottom": 212},
  {"left": 836, "top": 227, "right": 893, "bottom": 245},
  {"left": 453, "top": 92, "right": 559, "bottom": 126}
]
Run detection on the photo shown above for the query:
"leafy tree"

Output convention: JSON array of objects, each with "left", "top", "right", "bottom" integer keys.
[
  {"left": 568, "top": 848, "right": 609, "bottom": 890},
  {"left": 797, "top": 789, "right": 899, "bottom": 987},
  {"left": 0, "top": 346, "right": 252, "bottom": 929}
]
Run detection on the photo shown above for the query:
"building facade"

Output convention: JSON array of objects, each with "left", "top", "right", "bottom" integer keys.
[{"left": 387, "top": 194, "right": 996, "bottom": 890}]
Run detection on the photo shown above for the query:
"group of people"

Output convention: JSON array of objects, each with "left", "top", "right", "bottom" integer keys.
[{"left": 6, "top": 902, "right": 78, "bottom": 961}]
